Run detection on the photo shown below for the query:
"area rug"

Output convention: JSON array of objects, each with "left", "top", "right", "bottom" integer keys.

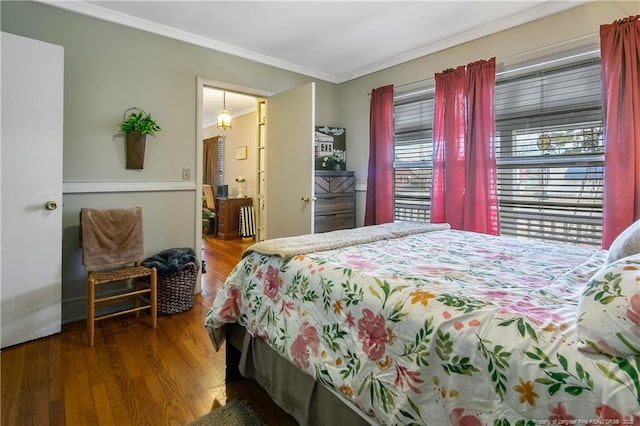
[{"left": 187, "top": 399, "right": 266, "bottom": 426}]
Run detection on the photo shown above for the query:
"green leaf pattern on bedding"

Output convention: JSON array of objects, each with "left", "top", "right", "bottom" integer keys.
[{"left": 206, "top": 229, "right": 640, "bottom": 424}]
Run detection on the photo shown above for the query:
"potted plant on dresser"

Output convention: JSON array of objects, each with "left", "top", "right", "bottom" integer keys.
[{"left": 119, "top": 107, "right": 161, "bottom": 169}]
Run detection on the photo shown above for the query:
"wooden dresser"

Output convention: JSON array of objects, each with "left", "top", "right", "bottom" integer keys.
[
  {"left": 215, "top": 197, "right": 253, "bottom": 240},
  {"left": 314, "top": 170, "right": 355, "bottom": 233}
]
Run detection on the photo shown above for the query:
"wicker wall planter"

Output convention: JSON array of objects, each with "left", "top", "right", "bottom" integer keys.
[
  {"left": 119, "top": 107, "right": 160, "bottom": 170},
  {"left": 156, "top": 262, "right": 199, "bottom": 314},
  {"left": 125, "top": 131, "right": 146, "bottom": 169}
]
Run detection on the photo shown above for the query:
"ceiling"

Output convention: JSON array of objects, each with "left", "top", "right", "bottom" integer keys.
[
  {"left": 202, "top": 88, "right": 259, "bottom": 128},
  {"left": 45, "top": 0, "right": 589, "bottom": 124}
]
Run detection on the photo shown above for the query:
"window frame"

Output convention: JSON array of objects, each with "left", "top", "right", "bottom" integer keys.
[{"left": 391, "top": 55, "right": 603, "bottom": 246}]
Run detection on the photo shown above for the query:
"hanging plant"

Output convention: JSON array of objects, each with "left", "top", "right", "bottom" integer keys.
[
  {"left": 119, "top": 108, "right": 161, "bottom": 135},
  {"left": 119, "top": 107, "right": 161, "bottom": 169}
]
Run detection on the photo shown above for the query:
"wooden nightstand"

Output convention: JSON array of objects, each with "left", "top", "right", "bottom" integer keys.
[{"left": 215, "top": 197, "right": 253, "bottom": 240}]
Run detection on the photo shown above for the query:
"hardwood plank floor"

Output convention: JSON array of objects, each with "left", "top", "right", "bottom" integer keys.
[{"left": 1, "top": 237, "right": 298, "bottom": 426}]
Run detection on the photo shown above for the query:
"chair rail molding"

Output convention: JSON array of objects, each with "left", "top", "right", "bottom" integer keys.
[{"left": 63, "top": 180, "right": 196, "bottom": 194}]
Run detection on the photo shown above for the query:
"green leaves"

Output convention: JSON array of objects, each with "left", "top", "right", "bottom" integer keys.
[
  {"left": 436, "top": 329, "right": 478, "bottom": 377},
  {"left": 120, "top": 110, "right": 161, "bottom": 135},
  {"left": 341, "top": 280, "right": 363, "bottom": 307},
  {"left": 370, "top": 278, "right": 407, "bottom": 310},
  {"left": 498, "top": 318, "right": 539, "bottom": 343},
  {"left": 321, "top": 323, "right": 348, "bottom": 352},
  {"left": 395, "top": 397, "right": 424, "bottom": 425},
  {"left": 594, "top": 357, "right": 640, "bottom": 405},
  {"left": 339, "top": 350, "right": 362, "bottom": 379},
  {"left": 368, "top": 279, "right": 409, "bottom": 323},
  {"left": 437, "top": 293, "right": 489, "bottom": 314},
  {"left": 477, "top": 337, "right": 510, "bottom": 401},
  {"left": 314, "top": 365, "right": 334, "bottom": 387},
  {"left": 402, "top": 317, "right": 434, "bottom": 367},
  {"left": 442, "top": 355, "right": 478, "bottom": 377},
  {"left": 582, "top": 271, "right": 624, "bottom": 305},
  {"left": 358, "top": 372, "right": 397, "bottom": 414},
  {"left": 319, "top": 276, "right": 334, "bottom": 312},
  {"left": 525, "top": 347, "right": 593, "bottom": 397},
  {"left": 285, "top": 269, "right": 316, "bottom": 302},
  {"left": 387, "top": 299, "right": 409, "bottom": 323}
]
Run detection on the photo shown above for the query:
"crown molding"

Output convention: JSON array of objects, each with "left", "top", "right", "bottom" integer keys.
[
  {"left": 335, "top": 1, "right": 590, "bottom": 83},
  {"left": 39, "top": 0, "right": 589, "bottom": 85},
  {"left": 40, "top": 0, "right": 339, "bottom": 83}
]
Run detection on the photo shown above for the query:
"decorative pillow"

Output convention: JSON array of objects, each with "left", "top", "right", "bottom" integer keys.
[
  {"left": 577, "top": 253, "right": 640, "bottom": 357},
  {"left": 607, "top": 220, "right": 640, "bottom": 264}
]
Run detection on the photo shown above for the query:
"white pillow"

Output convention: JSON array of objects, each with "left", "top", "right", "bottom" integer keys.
[
  {"left": 607, "top": 220, "right": 640, "bottom": 264},
  {"left": 577, "top": 253, "right": 640, "bottom": 357}
]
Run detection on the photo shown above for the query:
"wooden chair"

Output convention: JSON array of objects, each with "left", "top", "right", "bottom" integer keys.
[
  {"left": 202, "top": 184, "right": 218, "bottom": 236},
  {"left": 80, "top": 207, "right": 157, "bottom": 346}
]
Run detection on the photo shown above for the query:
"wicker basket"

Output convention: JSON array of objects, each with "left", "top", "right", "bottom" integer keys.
[{"left": 157, "top": 262, "right": 199, "bottom": 314}]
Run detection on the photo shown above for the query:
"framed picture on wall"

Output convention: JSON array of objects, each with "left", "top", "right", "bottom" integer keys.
[
  {"left": 315, "top": 126, "right": 346, "bottom": 169},
  {"left": 236, "top": 145, "right": 248, "bottom": 160}
]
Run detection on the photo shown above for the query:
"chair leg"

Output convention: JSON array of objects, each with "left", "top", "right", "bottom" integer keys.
[
  {"left": 150, "top": 267, "right": 157, "bottom": 328},
  {"left": 134, "top": 279, "right": 141, "bottom": 318},
  {"left": 87, "top": 278, "right": 95, "bottom": 347}
]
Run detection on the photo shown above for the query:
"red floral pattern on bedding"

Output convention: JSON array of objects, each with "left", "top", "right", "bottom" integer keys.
[{"left": 206, "top": 229, "right": 640, "bottom": 424}]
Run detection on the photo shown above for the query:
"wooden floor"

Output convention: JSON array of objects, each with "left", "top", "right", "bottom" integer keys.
[{"left": 1, "top": 237, "right": 299, "bottom": 426}]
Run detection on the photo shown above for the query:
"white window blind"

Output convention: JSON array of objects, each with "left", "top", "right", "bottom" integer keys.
[
  {"left": 495, "top": 59, "right": 603, "bottom": 246},
  {"left": 393, "top": 92, "right": 434, "bottom": 222},
  {"left": 392, "top": 57, "right": 603, "bottom": 246}
]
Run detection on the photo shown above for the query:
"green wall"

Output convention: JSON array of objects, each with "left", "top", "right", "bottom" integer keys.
[
  {"left": 337, "top": 0, "right": 639, "bottom": 227},
  {"left": 1, "top": 0, "right": 338, "bottom": 322},
  {"left": 3, "top": 0, "right": 637, "bottom": 323}
]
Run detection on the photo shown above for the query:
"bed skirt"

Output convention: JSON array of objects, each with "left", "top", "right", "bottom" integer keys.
[{"left": 229, "top": 325, "right": 372, "bottom": 426}]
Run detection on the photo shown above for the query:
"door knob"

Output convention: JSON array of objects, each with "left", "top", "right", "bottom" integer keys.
[
  {"left": 45, "top": 201, "right": 58, "bottom": 211},
  {"left": 301, "top": 196, "right": 316, "bottom": 202}
]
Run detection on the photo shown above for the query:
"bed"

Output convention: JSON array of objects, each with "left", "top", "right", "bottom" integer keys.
[{"left": 205, "top": 222, "right": 640, "bottom": 424}]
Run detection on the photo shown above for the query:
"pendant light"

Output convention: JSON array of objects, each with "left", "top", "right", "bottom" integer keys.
[{"left": 217, "top": 92, "right": 231, "bottom": 130}]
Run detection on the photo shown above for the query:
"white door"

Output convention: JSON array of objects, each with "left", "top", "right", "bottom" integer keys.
[
  {"left": 264, "top": 83, "right": 315, "bottom": 239},
  {"left": 1, "top": 32, "right": 64, "bottom": 348}
]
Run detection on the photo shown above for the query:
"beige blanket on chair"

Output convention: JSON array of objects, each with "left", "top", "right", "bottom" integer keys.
[
  {"left": 243, "top": 222, "right": 450, "bottom": 260},
  {"left": 80, "top": 207, "right": 145, "bottom": 271}
]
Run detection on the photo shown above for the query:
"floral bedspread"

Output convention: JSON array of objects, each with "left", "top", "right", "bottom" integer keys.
[{"left": 205, "top": 229, "right": 640, "bottom": 425}]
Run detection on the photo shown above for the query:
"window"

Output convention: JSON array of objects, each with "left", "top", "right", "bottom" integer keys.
[
  {"left": 392, "top": 56, "right": 603, "bottom": 246},
  {"left": 393, "top": 91, "right": 434, "bottom": 222},
  {"left": 495, "top": 59, "right": 603, "bottom": 246}
]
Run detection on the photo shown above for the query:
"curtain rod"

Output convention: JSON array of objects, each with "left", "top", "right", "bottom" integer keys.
[
  {"left": 392, "top": 47, "right": 600, "bottom": 101},
  {"left": 390, "top": 47, "right": 599, "bottom": 102},
  {"left": 369, "top": 31, "right": 598, "bottom": 96}
]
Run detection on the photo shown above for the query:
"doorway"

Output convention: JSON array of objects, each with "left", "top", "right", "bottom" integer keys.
[
  {"left": 201, "top": 87, "right": 260, "bottom": 203},
  {"left": 196, "top": 79, "right": 272, "bottom": 276},
  {"left": 195, "top": 79, "right": 316, "bottom": 263}
]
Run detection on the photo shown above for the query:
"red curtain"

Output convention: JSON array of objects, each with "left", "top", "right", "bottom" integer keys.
[
  {"left": 464, "top": 58, "right": 500, "bottom": 235},
  {"left": 364, "top": 85, "right": 394, "bottom": 226},
  {"left": 431, "top": 58, "right": 499, "bottom": 234},
  {"left": 431, "top": 66, "right": 467, "bottom": 229},
  {"left": 601, "top": 16, "right": 640, "bottom": 248}
]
